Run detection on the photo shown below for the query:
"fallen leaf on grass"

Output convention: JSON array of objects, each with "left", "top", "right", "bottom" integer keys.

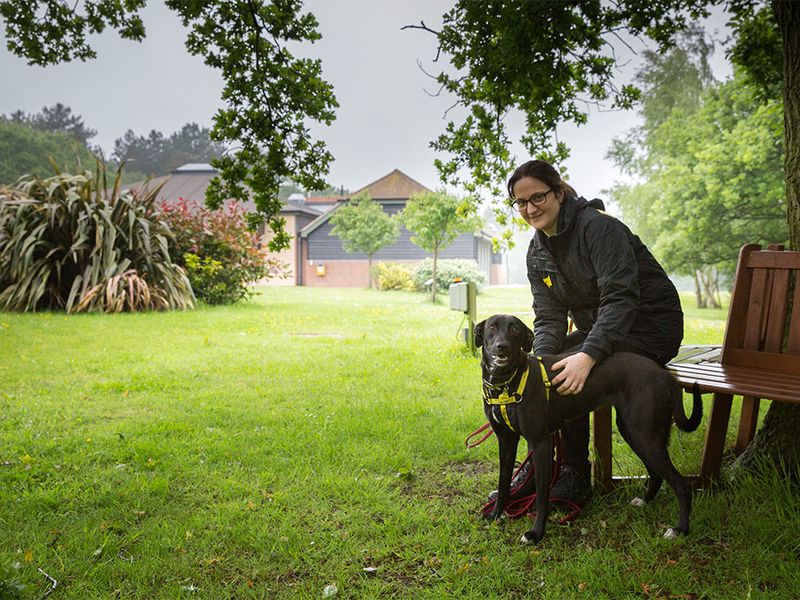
[
  {"left": 23, "top": 549, "right": 33, "bottom": 563},
  {"left": 578, "top": 582, "right": 587, "bottom": 592}
]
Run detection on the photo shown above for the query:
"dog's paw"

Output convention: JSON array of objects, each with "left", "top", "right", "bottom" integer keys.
[
  {"left": 483, "top": 509, "right": 504, "bottom": 521},
  {"left": 630, "top": 497, "right": 646, "bottom": 508},
  {"left": 663, "top": 528, "right": 679, "bottom": 540},
  {"left": 520, "top": 532, "right": 534, "bottom": 545}
]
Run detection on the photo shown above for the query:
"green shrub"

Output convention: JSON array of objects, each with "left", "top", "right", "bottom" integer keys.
[
  {"left": 159, "top": 198, "right": 279, "bottom": 304},
  {"left": 0, "top": 163, "right": 195, "bottom": 312},
  {"left": 372, "top": 262, "right": 415, "bottom": 291},
  {"left": 411, "top": 258, "right": 485, "bottom": 294}
]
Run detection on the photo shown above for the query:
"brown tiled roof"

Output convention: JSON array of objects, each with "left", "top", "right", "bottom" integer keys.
[
  {"left": 304, "top": 196, "right": 345, "bottom": 204},
  {"left": 121, "top": 167, "right": 320, "bottom": 216},
  {"left": 349, "top": 169, "right": 431, "bottom": 199}
]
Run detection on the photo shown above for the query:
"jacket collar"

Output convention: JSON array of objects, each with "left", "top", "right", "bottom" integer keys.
[{"left": 531, "top": 195, "right": 605, "bottom": 252}]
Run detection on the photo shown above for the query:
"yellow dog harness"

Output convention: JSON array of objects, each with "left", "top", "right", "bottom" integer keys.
[{"left": 483, "top": 356, "right": 552, "bottom": 433}]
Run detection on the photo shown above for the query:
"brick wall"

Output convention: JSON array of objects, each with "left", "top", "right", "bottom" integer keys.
[{"left": 491, "top": 263, "right": 508, "bottom": 286}]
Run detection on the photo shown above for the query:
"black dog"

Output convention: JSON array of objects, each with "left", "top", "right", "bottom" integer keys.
[{"left": 475, "top": 314, "right": 702, "bottom": 544}]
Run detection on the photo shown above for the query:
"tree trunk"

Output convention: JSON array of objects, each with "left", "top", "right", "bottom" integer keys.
[
  {"left": 736, "top": 0, "right": 800, "bottom": 474},
  {"left": 733, "top": 401, "right": 800, "bottom": 473},
  {"left": 431, "top": 249, "right": 438, "bottom": 303},
  {"left": 367, "top": 255, "right": 373, "bottom": 289},
  {"left": 694, "top": 270, "right": 706, "bottom": 308},
  {"left": 700, "top": 267, "right": 722, "bottom": 309}
]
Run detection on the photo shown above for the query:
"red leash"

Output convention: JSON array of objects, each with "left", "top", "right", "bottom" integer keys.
[
  {"left": 477, "top": 432, "right": 582, "bottom": 525},
  {"left": 465, "top": 422, "right": 494, "bottom": 448}
]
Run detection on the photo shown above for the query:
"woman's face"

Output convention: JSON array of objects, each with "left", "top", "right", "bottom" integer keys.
[{"left": 512, "top": 176, "right": 562, "bottom": 236}]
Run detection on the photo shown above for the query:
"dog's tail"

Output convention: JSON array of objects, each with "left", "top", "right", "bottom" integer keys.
[{"left": 672, "top": 381, "right": 703, "bottom": 432}]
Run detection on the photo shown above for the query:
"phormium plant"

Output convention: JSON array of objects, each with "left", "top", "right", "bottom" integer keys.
[{"left": 0, "top": 161, "right": 195, "bottom": 313}]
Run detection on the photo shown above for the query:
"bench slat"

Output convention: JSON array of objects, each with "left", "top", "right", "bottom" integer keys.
[
  {"left": 669, "top": 369, "right": 799, "bottom": 389},
  {"left": 671, "top": 379, "right": 800, "bottom": 404},
  {"left": 722, "top": 348, "right": 800, "bottom": 372},
  {"left": 668, "top": 360, "right": 800, "bottom": 384},
  {"left": 670, "top": 372, "right": 800, "bottom": 397},
  {"left": 745, "top": 250, "right": 800, "bottom": 269}
]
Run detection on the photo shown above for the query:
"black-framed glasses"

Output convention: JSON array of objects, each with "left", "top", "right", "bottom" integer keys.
[{"left": 511, "top": 188, "right": 552, "bottom": 211}]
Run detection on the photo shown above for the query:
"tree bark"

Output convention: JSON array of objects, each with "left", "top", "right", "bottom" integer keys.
[
  {"left": 700, "top": 267, "right": 722, "bottom": 309},
  {"left": 431, "top": 248, "right": 439, "bottom": 303},
  {"left": 735, "top": 0, "right": 800, "bottom": 474},
  {"left": 693, "top": 270, "right": 706, "bottom": 308}
]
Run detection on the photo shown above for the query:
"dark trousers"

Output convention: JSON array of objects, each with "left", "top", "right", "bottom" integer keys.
[{"left": 556, "top": 332, "right": 674, "bottom": 469}]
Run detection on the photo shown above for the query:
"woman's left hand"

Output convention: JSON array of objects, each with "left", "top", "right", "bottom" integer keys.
[{"left": 551, "top": 352, "right": 597, "bottom": 395}]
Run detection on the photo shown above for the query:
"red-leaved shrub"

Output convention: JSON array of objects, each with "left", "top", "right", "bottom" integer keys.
[{"left": 159, "top": 198, "right": 284, "bottom": 304}]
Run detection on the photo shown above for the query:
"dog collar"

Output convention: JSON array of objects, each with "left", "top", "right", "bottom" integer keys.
[{"left": 483, "top": 366, "right": 529, "bottom": 406}]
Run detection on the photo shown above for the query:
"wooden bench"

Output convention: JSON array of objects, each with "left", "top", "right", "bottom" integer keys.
[{"left": 592, "top": 243, "right": 800, "bottom": 491}]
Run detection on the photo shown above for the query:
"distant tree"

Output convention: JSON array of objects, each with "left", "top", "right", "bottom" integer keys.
[
  {"left": 330, "top": 192, "right": 399, "bottom": 289},
  {"left": 0, "top": 119, "right": 95, "bottom": 184},
  {"left": 112, "top": 123, "right": 227, "bottom": 176},
  {"left": 0, "top": 0, "right": 338, "bottom": 252},
  {"left": 5, "top": 103, "right": 97, "bottom": 146},
  {"left": 307, "top": 185, "right": 349, "bottom": 198},
  {"left": 607, "top": 37, "right": 787, "bottom": 308},
  {"left": 400, "top": 190, "right": 479, "bottom": 302}
]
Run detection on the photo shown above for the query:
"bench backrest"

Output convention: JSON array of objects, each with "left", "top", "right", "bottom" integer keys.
[{"left": 721, "top": 243, "right": 800, "bottom": 374}]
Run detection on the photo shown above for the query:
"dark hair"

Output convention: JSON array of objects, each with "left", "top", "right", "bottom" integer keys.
[{"left": 507, "top": 160, "right": 577, "bottom": 199}]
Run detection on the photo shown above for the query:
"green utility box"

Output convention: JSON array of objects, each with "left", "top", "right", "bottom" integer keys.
[{"left": 449, "top": 280, "right": 477, "bottom": 354}]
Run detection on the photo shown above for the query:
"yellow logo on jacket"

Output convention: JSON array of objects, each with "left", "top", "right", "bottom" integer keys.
[{"left": 543, "top": 275, "right": 553, "bottom": 288}]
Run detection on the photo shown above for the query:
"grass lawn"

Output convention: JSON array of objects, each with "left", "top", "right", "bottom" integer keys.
[{"left": 1, "top": 286, "right": 798, "bottom": 599}]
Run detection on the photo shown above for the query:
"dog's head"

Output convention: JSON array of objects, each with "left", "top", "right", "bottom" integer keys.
[{"left": 474, "top": 314, "right": 534, "bottom": 373}]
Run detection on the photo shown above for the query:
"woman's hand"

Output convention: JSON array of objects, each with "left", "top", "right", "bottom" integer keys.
[{"left": 551, "top": 352, "right": 597, "bottom": 395}]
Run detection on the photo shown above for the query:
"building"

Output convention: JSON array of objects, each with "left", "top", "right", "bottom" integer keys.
[
  {"left": 299, "top": 169, "right": 506, "bottom": 287},
  {"left": 124, "top": 164, "right": 506, "bottom": 287}
]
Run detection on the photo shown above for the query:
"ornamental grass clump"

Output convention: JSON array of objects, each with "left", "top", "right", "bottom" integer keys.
[{"left": 0, "top": 162, "right": 195, "bottom": 313}]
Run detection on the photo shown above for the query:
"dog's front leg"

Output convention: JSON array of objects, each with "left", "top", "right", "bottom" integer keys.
[
  {"left": 521, "top": 436, "right": 553, "bottom": 544},
  {"left": 486, "top": 433, "right": 518, "bottom": 520}
]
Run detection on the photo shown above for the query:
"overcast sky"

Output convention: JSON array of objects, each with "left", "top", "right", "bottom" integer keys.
[{"left": 0, "top": 1, "right": 732, "bottom": 202}]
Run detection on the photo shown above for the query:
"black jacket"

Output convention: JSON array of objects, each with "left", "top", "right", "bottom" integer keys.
[{"left": 526, "top": 195, "right": 683, "bottom": 365}]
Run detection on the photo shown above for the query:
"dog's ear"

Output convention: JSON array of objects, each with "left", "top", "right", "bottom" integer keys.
[
  {"left": 514, "top": 318, "right": 533, "bottom": 353},
  {"left": 474, "top": 320, "right": 486, "bottom": 348},
  {"left": 522, "top": 325, "right": 534, "bottom": 353}
]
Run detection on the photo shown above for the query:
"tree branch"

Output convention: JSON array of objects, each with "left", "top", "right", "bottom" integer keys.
[{"left": 402, "top": 20, "right": 441, "bottom": 62}]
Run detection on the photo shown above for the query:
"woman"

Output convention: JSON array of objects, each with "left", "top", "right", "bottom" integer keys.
[{"left": 509, "top": 159, "right": 683, "bottom": 504}]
